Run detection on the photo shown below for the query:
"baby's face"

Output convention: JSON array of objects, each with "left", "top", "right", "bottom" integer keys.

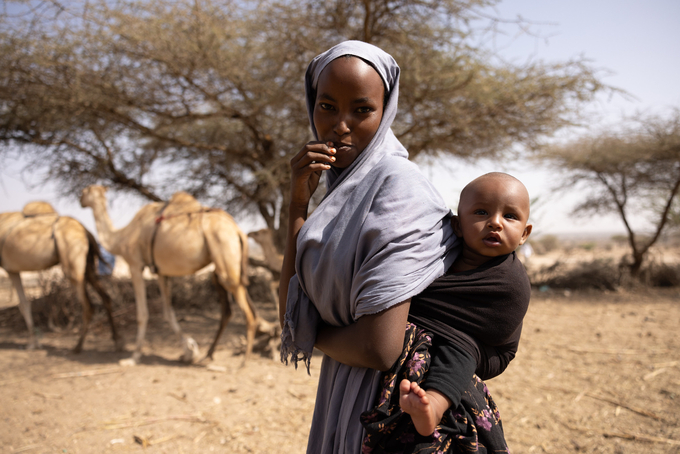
[{"left": 455, "top": 176, "right": 531, "bottom": 258}]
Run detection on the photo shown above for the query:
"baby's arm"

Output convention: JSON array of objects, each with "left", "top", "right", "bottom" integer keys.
[
  {"left": 476, "top": 322, "right": 522, "bottom": 380},
  {"left": 422, "top": 340, "right": 477, "bottom": 408},
  {"left": 400, "top": 339, "right": 476, "bottom": 436}
]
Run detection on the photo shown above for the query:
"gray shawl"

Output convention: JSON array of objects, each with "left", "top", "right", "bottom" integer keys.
[{"left": 281, "top": 41, "right": 459, "bottom": 454}]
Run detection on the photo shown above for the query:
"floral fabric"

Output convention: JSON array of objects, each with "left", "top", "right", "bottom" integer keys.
[{"left": 360, "top": 323, "right": 510, "bottom": 454}]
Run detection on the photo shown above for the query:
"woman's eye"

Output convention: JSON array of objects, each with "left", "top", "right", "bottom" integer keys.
[
  {"left": 357, "top": 106, "right": 373, "bottom": 114},
  {"left": 319, "top": 103, "right": 334, "bottom": 111}
]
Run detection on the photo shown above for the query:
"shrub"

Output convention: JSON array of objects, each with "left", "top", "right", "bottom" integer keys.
[
  {"left": 530, "top": 256, "right": 680, "bottom": 290},
  {"left": 611, "top": 234, "right": 628, "bottom": 244},
  {"left": 0, "top": 272, "right": 276, "bottom": 331},
  {"left": 530, "top": 259, "right": 621, "bottom": 291},
  {"left": 579, "top": 242, "right": 596, "bottom": 251},
  {"left": 532, "top": 235, "right": 560, "bottom": 254},
  {"left": 640, "top": 263, "right": 680, "bottom": 287}
]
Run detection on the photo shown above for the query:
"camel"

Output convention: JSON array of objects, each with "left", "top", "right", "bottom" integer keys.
[
  {"left": 247, "top": 228, "right": 283, "bottom": 310},
  {"left": 0, "top": 202, "right": 122, "bottom": 352},
  {"left": 80, "top": 185, "right": 261, "bottom": 365}
]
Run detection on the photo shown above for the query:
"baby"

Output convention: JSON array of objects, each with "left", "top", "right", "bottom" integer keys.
[{"left": 400, "top": 172, "right": 533, "bottom": 436}]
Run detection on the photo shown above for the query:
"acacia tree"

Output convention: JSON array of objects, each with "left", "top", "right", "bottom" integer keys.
[
  {"left": 0, "top": 0, "right": 607, "bottom": 250},
  {"left": 536, "top": 109, "right": 680, "bottom": 276}
]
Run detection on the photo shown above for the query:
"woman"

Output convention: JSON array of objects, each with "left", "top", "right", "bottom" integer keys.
[
  {"left": 279, "top": 41, "right": 505, "bottom": 454},
  {"left": 279, "top": 40, "right": 457, "bottom": 454}
]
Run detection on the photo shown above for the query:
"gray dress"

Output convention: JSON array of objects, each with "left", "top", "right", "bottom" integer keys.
[{"left": 281, "top": 40, "right": 459, "bottom": 454}]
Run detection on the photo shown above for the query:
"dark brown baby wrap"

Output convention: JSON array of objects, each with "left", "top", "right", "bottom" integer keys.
[
  {"left": 361, "top": 253, "right": 531, "bottom": 453},
  {"left": 409, "top": 252, "right": 531, "bottom": 373}
]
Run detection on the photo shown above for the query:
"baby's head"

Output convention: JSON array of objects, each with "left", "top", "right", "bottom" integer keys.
[{"left": 453, "top": 172, "right": 532, "bottom": 263}]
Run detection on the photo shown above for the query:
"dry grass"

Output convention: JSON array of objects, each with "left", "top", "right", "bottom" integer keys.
[{"left": 1, "top": 244, "right": 679, "bottom": 453}]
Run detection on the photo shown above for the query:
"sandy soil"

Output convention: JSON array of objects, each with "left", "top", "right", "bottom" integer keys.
[{"left": 1, "top": 285, "right": 679, "bottom": 453}]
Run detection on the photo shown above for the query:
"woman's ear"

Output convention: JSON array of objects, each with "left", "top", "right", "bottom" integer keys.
[{"left": 451, "top": 215, "right": 463, "bottom": 237}]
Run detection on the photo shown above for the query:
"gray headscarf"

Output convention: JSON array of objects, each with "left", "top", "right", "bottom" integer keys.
[{"left": 281, "top": 41, "right": 459, "bottom": 454}]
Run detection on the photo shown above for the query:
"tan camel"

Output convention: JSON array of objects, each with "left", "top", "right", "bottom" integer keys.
[
  {"left": 80, "top": 185, "right": 259, "bottom": 365},
  {"left": 0, "top": 202, "right": 122, "bottom": 352},
  {"left": 247, "top": 228, "right": 283, "bottom": 309}
]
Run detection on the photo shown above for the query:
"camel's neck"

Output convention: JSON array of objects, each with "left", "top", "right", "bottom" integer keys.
[
  {"left": 89, "top": 198, "right": 122, "bottom": 254},
  {"left": 262, "top": 243, "right": 283, "bottom": 269}
]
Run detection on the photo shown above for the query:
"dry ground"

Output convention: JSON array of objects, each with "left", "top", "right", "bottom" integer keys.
[{"left": 1, "top": 283, "right": 679, "bottom": 453}]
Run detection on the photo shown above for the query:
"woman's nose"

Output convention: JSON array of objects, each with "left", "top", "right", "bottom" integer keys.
[{"left": 333, "top": 116, "right": 351, "bottom": 136}]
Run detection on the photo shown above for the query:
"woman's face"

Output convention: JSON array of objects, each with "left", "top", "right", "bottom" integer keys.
[{"left": 313, "top": 56, "right": 385, "bottom": 169}]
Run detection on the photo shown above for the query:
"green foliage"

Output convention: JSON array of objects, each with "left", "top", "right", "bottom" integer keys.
[
  {"left": 535, "top": 109, "right": 680, "bottom": 275},
  {"left": 578, "top": 242, "right": 596, "bottom": 251},
  {"left": 0, "top": 0, "right": 610, "bottom": 250},
  {"left": 611, "top": 234, "right": 628, "bottom": 244}
]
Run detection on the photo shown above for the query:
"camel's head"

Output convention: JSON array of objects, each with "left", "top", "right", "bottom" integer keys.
[
  {"left": 80, "top": 185, "right": 107, "bottom": 208},
  {"left": 247, "top": 228, "right": 272, "bottom": 244}
]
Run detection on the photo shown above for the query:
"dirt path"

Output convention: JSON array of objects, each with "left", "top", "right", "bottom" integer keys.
[{"left": 1, "top": 289, "right": 679, "bottom": 453}]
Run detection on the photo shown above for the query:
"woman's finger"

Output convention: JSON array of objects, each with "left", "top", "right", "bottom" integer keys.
[{"left": 291, "top": 142, "right": 336, "bottom": 168}]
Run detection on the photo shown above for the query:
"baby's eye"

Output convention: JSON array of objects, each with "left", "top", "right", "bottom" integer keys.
[
  {"left": 473, "top": 209, "right": 488, "bottom": 216},
  {"left": 504, "top": 213, "right": 519, "bottom": 220}
]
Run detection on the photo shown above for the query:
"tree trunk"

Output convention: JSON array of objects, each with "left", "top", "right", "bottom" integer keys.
[{"left": 629, "top": 252, "right": 645, "bottom": 277}]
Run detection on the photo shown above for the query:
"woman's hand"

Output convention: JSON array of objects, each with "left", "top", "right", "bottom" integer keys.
[
  {"left": 289, "top": 141, "right": 336, "bottom": 210},
  {"left": 279, "top": 141, "right": 336, "bottom": 326}
]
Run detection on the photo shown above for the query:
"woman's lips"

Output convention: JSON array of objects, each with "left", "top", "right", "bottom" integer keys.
[{"left": 333, "top": 142, "right": 353, "bottom": 153}]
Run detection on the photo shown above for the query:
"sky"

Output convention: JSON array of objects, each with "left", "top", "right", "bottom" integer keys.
[
  {"left": 1, "top": 0, "right": 679, "bottom": 239},
  {"left": 428, "top": 0, "right": 680, "bottom": 237}
]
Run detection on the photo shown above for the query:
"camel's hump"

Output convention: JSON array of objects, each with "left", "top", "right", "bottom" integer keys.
[
  {"left": 164, "top": 191, "right": 203, "bottom": 215},
  {"left": 169, "top": 192, "right": 199, "bottom": 205},
  {"left": 22, "top": 201, "right": 57, "bottom": 216}
]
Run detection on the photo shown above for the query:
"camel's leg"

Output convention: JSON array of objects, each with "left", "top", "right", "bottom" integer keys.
[
  {"left": 235, "top": 285, "right": 257, "bottom": 361},
  {"left": 205, "top": 218, "right": 258, "bottom": 363},
  {"left": 83, "top": 234, "right": 124, "bottom": 352},
  {"left": 9, "top": 272, "right": 38, "bottom": 350},
  {"left": 270, "top": 280, "right": 280, "bottom": 312},
  {"left": 124, "top": 270, "right": 149, "bottom": 365},
  {"left": 158, "top": 275, "right": 199, "bottom": 363},
  {"left": 204, "top": 272, "right": 233, "bottom": 361},
  {"left": 211, "top": 264, "right": 257, "bottom": 363},
  {"left": 88, "top": 274, "right": 124, "bottom": 352},
  {"left": 71, "top": 278, "right": 92, "bottom": 353},
  {"left": 218, "top": 278, "right": 257, "bottom": 364}
]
